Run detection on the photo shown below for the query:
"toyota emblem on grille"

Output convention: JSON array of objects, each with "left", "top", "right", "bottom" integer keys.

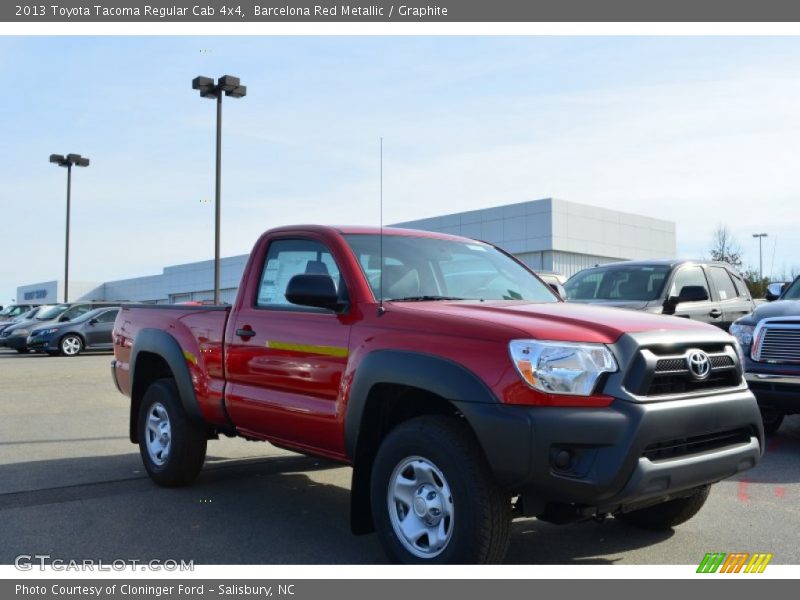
[{"left": 686, "top": 349, "right": 711, "bottom": 380}]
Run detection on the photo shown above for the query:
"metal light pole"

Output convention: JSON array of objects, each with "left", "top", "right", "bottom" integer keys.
[
  {"left": 49, "top": 153, "right": 90, "bottom": 302},
  {"left": 191, "top": 75, "right": 247, "bottom": 304},
  {"left": 753, "top": 233, "right": 768, "bottom": 281}
]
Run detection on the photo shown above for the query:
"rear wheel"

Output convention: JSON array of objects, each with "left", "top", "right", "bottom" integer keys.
[
  {"left": 60, "top": 334, "right": 83, "bottom": 356},
  {"left": 137, "top": 378, "right": 207, "bottom": 487},
  {"left": 370, "top": 416, "right": 511, "bottom": 564},
  {"left": 616, "top": 485, "right": 711, "bottom": 530},
  {"left": 760, "top": 409, "right": 784, "bottom": 436}
]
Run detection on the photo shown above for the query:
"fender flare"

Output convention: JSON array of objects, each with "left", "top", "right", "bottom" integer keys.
[
  {"left": 344, "top": 349, "right": 498, "bottom": 459},
  {"left": 345, "top": 350, "right": 504, "bottom": 535},
  {"left": 130, "top": 328, "right": 204, "bottom": 434}
]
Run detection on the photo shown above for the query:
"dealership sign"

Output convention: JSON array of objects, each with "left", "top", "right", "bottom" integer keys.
[{"left": 23, "top": 289, "right": 49, "bottom": 301}]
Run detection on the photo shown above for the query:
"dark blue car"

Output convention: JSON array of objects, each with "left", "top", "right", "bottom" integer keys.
[{"left": 27, "top": 307, "right": 120, "bottom": 356}]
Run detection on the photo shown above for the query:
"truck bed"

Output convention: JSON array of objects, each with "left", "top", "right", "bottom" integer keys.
[{"left": 112, "top": 303, "right": 232, "bottom": 428}]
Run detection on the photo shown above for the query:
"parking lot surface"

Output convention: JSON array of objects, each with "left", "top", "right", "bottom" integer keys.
[{"left": 1, "top": 349, "right": 798, "bottom": 565}]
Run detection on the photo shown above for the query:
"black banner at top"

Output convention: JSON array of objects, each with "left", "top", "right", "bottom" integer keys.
[{"left": 4, "top": 0, "right": 800, "bottom": 22}]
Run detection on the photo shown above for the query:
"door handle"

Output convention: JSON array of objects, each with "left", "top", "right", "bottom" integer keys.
[
  {"left": 709, "top": 309, "right": 722, "bottom": 318},
  {"left": 236, "top": 328, "right": 256, "bottom": 339}
]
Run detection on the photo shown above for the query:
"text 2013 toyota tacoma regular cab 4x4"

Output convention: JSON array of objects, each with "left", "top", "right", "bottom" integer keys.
[{"left": 111, "top": 226, "right": 763, "bottom": 564}]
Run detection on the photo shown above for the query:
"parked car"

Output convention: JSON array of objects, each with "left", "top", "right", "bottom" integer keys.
[
  {"left": 0, "top": 304, "right": 36, "bottom": 322},
  {"left": 0, "top": 307, "right": 41, "bottom": 336},
  {"left": 564, "top": 260, "right": 755, "bottom": 331},
  {"left": 111, "top": 225, "right": 762, "bottom": 564},
  {"left": 27, "top": 307, "right": 120, "bottom": 356},
  {"left": 0, "top": 305, "right": 61, "bottom": 352},
  {"left": 0, "top": 301, "right": 121, "bottom": 353},
  {"left": 731, "top": 274, "right": 800, "bottom": 434}
]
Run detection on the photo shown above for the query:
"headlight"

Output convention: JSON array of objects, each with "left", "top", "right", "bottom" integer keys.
[
  {"left": 730, "top": 323, "right": 754, "bottom": 349},
  {"left": 39, "top": 328, "right": 59, "bottom": 335},
  {"left": 12, "top": 328, "right": 29, "bottom": 337},
  {"left": 509, "top": 340, "right": 618, "bottom": 396}
]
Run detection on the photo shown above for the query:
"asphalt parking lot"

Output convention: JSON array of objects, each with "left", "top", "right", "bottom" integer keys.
[{"left": 1, "top": 348, "right": 798, "bottom": 565}]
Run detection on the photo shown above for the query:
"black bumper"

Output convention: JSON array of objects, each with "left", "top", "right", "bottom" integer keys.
[
  {"left": 1, "top": 335, "right": 29, "bottom": 350},
  {"left": 456, "top": 390, "right": 763, "bottom": 514},
  {"left": 745, "top": 360, "right": 800, "bottom": 413}
]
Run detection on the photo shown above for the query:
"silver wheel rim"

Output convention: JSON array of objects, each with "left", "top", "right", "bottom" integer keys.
[
  {"left": 387, "top": 456, "right": 454, "bottom": 559},
  {"left": 145, "top": 402, "right": 172, "bottom": 466},
  {"left": 62, "top": 336, "right": 81, "bottom": 355}
]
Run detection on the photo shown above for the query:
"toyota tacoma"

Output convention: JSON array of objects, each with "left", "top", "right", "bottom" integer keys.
[{"left": 111, "top": 226, "right": 763, "bottom": 564}]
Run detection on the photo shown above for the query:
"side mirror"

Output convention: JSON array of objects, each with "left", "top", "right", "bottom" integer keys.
[
  {"left": 285, "top": 274, "right": 344, "bottom": 312},
  {"left": 89, "top": 318, "right": 98, "bottom": 325},
  {"left": 58, "top": 315, "right": 70, "bottom": 322},
  {"left": 664, "top": 285, "right": 709, "bottom": 313},
  {"left": 765, "top": 282, "right": 787, "bottom": 302}
]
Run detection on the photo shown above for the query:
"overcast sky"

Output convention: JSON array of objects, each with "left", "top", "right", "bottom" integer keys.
[{"left": 1, "top": 36, "right": 799, "bottom": 304}]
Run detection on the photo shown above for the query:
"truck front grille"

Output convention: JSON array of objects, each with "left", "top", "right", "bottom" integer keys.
[
  {"left": 753, "top": 321, "right": 800, "bottom": 364},
  {"left": 642, "top": 428, "right": 752, "bottom": 461},
  {"left": 625, "top": 343, "right": 743, "bottom": 397}
]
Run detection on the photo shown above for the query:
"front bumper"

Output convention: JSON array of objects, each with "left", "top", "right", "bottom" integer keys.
[
  {"left": 26, "top": 334, "right": 57, "bottom": 352},
  {"left": 745, "top": 360, "right": 800, "bottom": 413},
  {"left": 2, "top": 335, "right": 31, "bottom": 350},
  {"left": 456, "top": 389, "right": 763, "bottom": 515}
]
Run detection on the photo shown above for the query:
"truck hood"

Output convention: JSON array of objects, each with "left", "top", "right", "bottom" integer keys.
[
  {"left": 740, "top": 299, "right": 800, "bottom": 325},
  {"left": 390, "top": 300, "right": 717, "bottom": 344}
]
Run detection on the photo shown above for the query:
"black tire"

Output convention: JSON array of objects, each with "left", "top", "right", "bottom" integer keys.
[
  {"left": 616, "top": 485, "right": 711, "bottom": 530},
  {"left": 760, "top": 409, "right": 784, "bottom": 436},
  {"left": 370, "top": 415, "right": 511, "bottom": 564},
  {"left": 15, "top": 348, "right": 30, "bottom": 354},
  {"left": 137, "top": 378, "right": 207, "bottom": 487},
  {"left": 59, "top": 334, "right": 83, "bottom": 357}
]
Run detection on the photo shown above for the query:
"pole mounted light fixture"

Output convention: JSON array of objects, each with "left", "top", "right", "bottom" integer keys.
[
  {"left": 50, "top": 153, "right": 90, "bottom": 302},
  {"left": 192, "top": 74, "right": 247, "bottom": 304}
]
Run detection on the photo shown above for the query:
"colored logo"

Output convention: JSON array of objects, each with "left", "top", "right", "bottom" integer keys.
[{"left": 697, "top": 552, "right": 773, "bottom": 573}]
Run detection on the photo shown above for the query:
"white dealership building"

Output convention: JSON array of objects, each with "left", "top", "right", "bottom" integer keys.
[{"left": 16, "top": 198, "right": 676, "bottom": 305}]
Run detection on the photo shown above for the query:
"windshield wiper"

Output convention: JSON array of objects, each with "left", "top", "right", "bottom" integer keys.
[{"left": 391, "top": 295, "right": 466, "bottom": 302}]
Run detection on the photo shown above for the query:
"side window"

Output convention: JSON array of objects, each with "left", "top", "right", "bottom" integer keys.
[
  {"left": 97, "top": 310, "right": 119, "bottom": 323},
  {"left": 669, "top": 266, "right": 710, "bottom": 298},
  {"left": 62, "top": 305, "right": 92, "bottom": 320},
  {"left": 256, "top": 239, "right": 343, "bottom": 309},
  {"left": 708, "top": 266, "right": 738, "bottom": 301},
  {"left": 729, "top": 271, "right": 750, "bottom": 299}
]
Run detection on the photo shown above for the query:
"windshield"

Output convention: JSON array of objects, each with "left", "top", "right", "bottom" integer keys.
[
  {"left": 36, "top": 304, "right": 70, "bottom": 320},
  {"left": 343, "top": 234, "right": 558, "bottom": 303},
  {"left": 565, "top": 265, "right": 671, "bottom": 302},
  {"left": 783, "top": 278, "right": 800, "bottom": 300}
]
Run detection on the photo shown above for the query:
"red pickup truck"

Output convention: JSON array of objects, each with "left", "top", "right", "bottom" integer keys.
[{"left": 111, "top": 225, "right": 763, "bottom": 564}]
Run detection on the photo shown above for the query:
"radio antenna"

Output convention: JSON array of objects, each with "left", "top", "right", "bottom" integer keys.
[{"left": 378, "top": 137, "right": 385, "bottom": 316}]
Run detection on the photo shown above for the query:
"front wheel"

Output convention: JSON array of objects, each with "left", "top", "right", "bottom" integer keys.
[
  {"left": 60, "top": 334, "right": 83, "bottom": 356},
  {"left": 370, "top": 416, "right": 511, "bottom": 564},
  {"left": 137, "top": 378, "right": 207, "bottom": 487},
  {"left": 616, "top": 485, "right": 711, "bottom": 530}
]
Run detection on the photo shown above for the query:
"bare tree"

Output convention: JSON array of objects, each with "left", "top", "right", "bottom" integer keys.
[{"left": 708, "top": 224, "right": 743, "bottom": 270}]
